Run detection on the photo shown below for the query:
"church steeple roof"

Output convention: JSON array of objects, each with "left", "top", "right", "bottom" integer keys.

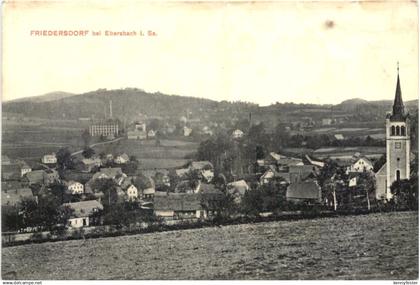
[{"left": 390, "top": 64, "right": 406, "bottom": 121}]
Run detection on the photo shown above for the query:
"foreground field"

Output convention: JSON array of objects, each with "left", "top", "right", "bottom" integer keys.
[{"left": 2, "top": 212, "right": 418, "bottom": 280}]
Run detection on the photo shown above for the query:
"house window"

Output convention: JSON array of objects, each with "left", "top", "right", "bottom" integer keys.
[{"left": 395, "top": 142, "right": 401, "bottom": 149}]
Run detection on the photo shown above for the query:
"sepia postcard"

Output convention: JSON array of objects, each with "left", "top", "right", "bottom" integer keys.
[{"left": 1, "top": 0, "right": 419, "bottom": 281}]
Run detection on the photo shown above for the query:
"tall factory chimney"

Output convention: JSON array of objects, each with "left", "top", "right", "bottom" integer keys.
[{"left": 109, "top": 100, "right": 113, "bottom": 119}]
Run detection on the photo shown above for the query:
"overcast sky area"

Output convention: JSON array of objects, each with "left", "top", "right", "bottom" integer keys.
[{"left": 3, "top": 0, "right": 418, "bottom": 106}]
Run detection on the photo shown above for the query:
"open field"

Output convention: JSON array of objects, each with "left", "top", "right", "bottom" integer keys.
[
  {"left": 313, "top": 146, "right": 385, "bottom": 160},
  {"left": 2, "top": 122, "right": 85, "bottom": 159},
  {"left": 2, "top": 211, "right": 417, "bottom": 280},
  {"left": 93, "top": 138, "right": 198, "bottom": 169}
]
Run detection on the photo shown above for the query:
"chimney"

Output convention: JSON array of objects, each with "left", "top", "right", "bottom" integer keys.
[{"left": 109, "top": 100, "right": 113, "bottom": 119}]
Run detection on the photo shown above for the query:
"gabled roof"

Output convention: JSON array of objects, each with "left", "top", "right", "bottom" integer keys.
[
  {"left": 351, "top": 156, "right": 373, "bottom": 166},
  {"left": 278, "top": 157, "right": 303, "bottom": 167},
  {"left": 227, "top": 180, "right": 249, "bottom": 196},
  {"left": 2, "top": 155, "right": 11, "bottom": 164},
  {"left": 176, "top": 168, "right": 190, "bottom": 177},
  {"left": 375, "top": 162, "right": 387, "bottom": 177},
  {"left": 190, "top": 161, "right": 213, "bottom": 170},
  {"left": 116, "top": 153, "right": 130, "bottom": 160},
  {"left": 15, "top": 160, "right": 31, "bottom": 169},
  {"left": 66, "top": 180, "right": 83, "bottom": 187},
  {"left": 287, "top": 180, "right": 321, "bottom": 200},
  {"left": 92, "top": 167, "right": 123, "bottom": 180},
  {"left": 2, "top": 164, "right": 21, "bottom": 174},
  {"left": 1, "top": 185, "right": 34, "bottom": 206},
  {"left": 154, "top": 193, "right": 202, "bottom": 211},
  {"left": 63, "top": 200, "right": 104, "bottom": 218},
  {"left": 24, "top": 170, "right": 46, "bottom": 183},
  {"left": 289, "top": 165, "right": 317, "bottom": 174},
  {"left": 81, "top": 158, "right": 102, "bottom": 165},
  {"left": 304, "top": 155, "right": 325, "bottom": 168}
]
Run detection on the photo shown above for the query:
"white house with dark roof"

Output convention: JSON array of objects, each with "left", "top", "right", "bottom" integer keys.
[{"left": 63, "top": 200, "right": 104, "bottom": 228}]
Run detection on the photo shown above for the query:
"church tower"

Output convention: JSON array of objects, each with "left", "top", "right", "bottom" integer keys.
[{"left": 385, "top": 66, "right": 411, "bottom": 199}]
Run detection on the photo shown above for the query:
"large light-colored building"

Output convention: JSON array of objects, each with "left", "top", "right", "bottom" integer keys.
[
  {"left": 89, "top": 120, "right": 119, "bottom": 137},
  {"left": 375, "top": 69, "right": 411, "bottom": 200}
]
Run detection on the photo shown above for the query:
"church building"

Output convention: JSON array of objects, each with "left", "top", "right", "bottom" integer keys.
[{"left": 375, "top": 68, "right": 411, "bottom": 200}]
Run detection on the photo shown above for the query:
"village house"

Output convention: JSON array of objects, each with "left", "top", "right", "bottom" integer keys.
[
  {"left": 114, "top": 153, "right": 130, "bottom": 165},
  {"left": 154, "top": 193, "right": 204, "bottom": 220},
  {"left": 348, "top": 156, "right": 374, "bottom": 173},
  {"left": 175, "top": 168, "right": 190, "bottom": 179},
  {"left": 259, "top": 166, "right": 290, "bottom": 185},
  {"left": 183, "top": 126, "right": 193, "bottom": 137},
  {"left": 189, "top": 161, "right": 214, "bottom": 182},
  {"left": 78, "top": 157, "right": 102, "bottom": 173},
  {"left": 232, "top": 129, "right": 244, "bottom": 139},
  {"left": 127, "top": 121, "right": 147, "bottom": 140},
  {"left": 126, "top": 184, "right": 138, "bottom": 201},
  {"left": 321, "top": 118, "right": 333, "bottom": 126},
  {"left": 227, "top": 180, "right": 249, "bottom": 204},
  {"left": 66, "top": 181, "right": 84, "bottom": 195},
  {"left": 286, "top": 180, "right": 322, "bottom": 204},
  {"left": 304, "top": 155, "right": 325, "bottom": 168},
  {"left": 142, "top": 187, "right": 155, "bottom": 199},
  {"left": 201, "top": 126, "right": 213, "bottom": 136},
  {"left": 1, "top": 181, "right": 35, "bottom": 207},
  {"left": 42, "top": 153, "right": 57, "bottom": 164},
  {"left": 334, "top": 134, "right": 345, "bottom": 141},
  {"left": 63, "top": 200, "right": 104, "bottom": 228},
  {"left": 175, "top": 180, "right": 199, "bottom": 194},
  {"left": 2, "top": 164, "right": 22, "bottom": 180},
  {"left": 147, "top": 130, "right": 156, "bottom": 138},
  {"left": 45, "top": 169, "right": 60, "bottom": 185},
  {"left": 289, "top": 165, "right": 318, "bottom": 184},
  {"left": 24, "top": 170, "right": 46, "bottom": 185},
  {"left": 16, "top": 160, "right": 32, "bottom": 177},
  {"left": 2, "top": 155, "right": 12, "bottom": 165},
  {"left": 142, "top": 169, "right": 171, "bottom": 187},
  {"left": 92, "top": 167, "right": 124, "bottom": 181}
]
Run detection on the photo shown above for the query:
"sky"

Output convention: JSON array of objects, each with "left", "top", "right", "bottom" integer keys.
[{"left": 2, "top": 0, "right": 419, "bottom": 106}]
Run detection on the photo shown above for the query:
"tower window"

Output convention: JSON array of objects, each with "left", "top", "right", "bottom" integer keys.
[
  {"left": 396, "top": 170, "right": 401, "bottom": 182},
  {"left": 395, "top": 142, "right": 401, "bottom": 149},
  {"left": 391, "top": 126, "right": 395, "bottom": 136},
  {"left": 401, "top": 126, "right": 406, "bottom": 136},
  {"left": 396, "top": 126, "right": 400, "bottom": 136}
]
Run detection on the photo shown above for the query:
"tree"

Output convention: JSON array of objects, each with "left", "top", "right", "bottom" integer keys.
[
  {"left": 354, "top": 172, "right": 376, "bottom": 210},
  {"left": 122, "top": 161, "right": 138, "bottom": 176},
  {"left": 91, "top": 179, "right": 118, "bottom": 206},
  {"left": 391, "top": 176, "right": 418, "bottom": 210},
  {"left": 56, "top": 147, "right": 73, "bottom": 171},
  {"left": 133, "top": 174, "right": 152, "bottom": 191},
  {"left": 82, "top": 147, "right": 95, "bottom": 158},
  {"left": 19, "top": 195, "right": 72, "bottom": 231},
  {"left": 81, "top": 129, "right": 91, "bottom": 147}
]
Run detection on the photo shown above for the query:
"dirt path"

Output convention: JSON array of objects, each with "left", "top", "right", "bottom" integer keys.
[{"left": 70, "top": 137, "right": 123, "bottom": 156}]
